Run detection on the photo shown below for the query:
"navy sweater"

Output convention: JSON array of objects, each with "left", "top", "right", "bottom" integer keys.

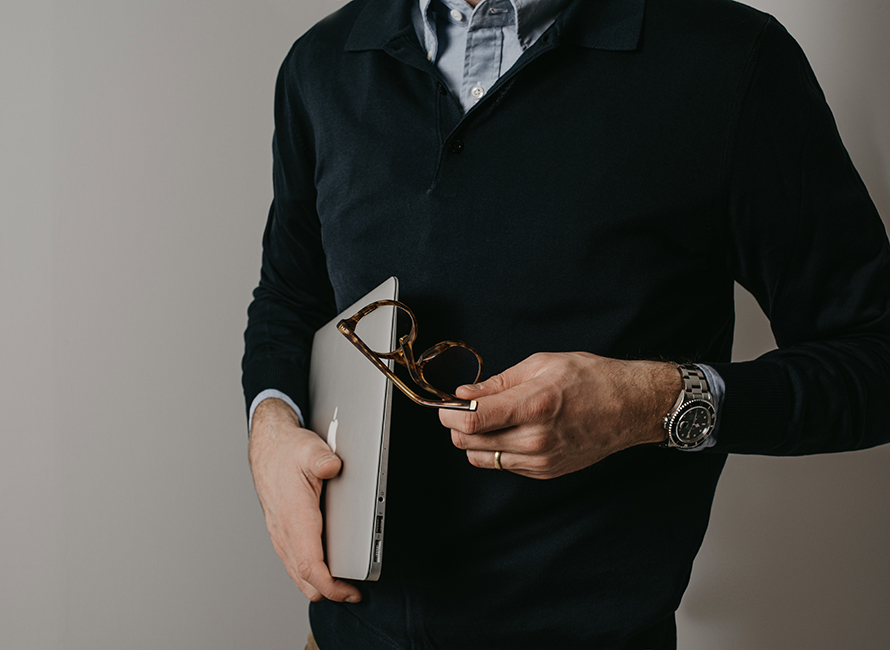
[{"left": 242, "top": 0, "right": 890, "bottom": 647}]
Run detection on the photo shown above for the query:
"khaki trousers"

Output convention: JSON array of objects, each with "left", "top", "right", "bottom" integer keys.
[{"left": 305, "top": 633, "right": 321, "bottom": 650}]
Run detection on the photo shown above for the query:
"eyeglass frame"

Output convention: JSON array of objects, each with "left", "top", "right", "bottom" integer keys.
[{"left": 337, "top": 300, "right": 481, "bottom": 411}]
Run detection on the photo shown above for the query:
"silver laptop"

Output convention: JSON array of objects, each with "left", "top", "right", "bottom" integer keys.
[{"left": 308, "top": 277, "right": 398, "bottom": 581}]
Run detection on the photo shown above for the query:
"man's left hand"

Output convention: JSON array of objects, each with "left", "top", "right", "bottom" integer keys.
[{"left": 439, "top": 352, "right": 680, "bottom": 479}]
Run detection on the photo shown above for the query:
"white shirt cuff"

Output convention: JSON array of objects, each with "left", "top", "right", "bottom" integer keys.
[{"left": 248, "top": 389, "right": 306, "bottom": 433}]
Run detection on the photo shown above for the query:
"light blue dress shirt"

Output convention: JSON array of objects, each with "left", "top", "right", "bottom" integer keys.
[{"left": 412, "top": 0, "right": 570, "bottom": 112}]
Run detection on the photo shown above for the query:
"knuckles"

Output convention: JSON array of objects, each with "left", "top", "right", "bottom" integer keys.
[
  {"left": 524, "top": 433, "right": 554, "bottom": 455},
  {"left": 527, "top": 351, "right": 553, "bottom": 366},
  {"left": 484, "top": 371, "right": 509, "bottom": 393},
  {"left": 296, "top": 558, "right": 315, "bottom": 582},
  {"left": 525, "top": 391, "right": 560, "bottom": 424},
  {"left": 296, "top": 558, "right": 335, "bottom": 601},
  {"left": 453, "top": 410, "right": 482, "bottom": 435}
]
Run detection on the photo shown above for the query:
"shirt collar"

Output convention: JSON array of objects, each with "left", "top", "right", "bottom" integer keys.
[
  {"left": 415, "top": 0, "right": 570, "bottom": 61},
  {"left": 345, "top": 0, "right": 645, "bottom": 53}
]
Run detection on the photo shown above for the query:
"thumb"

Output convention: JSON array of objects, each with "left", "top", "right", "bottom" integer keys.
[
  {"left": 302, "top": 435, "right": 343, "bottom": 480},
  {"left": 455, "top": 356, "right": 540, "bottom": 399}
]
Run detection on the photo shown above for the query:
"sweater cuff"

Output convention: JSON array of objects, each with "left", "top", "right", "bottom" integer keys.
[
  {"left": 242, "top": 356, "right": 310, "bottom": 425},
  {"left": 703, "top": 359, "right": 793, "bottom": 454}
]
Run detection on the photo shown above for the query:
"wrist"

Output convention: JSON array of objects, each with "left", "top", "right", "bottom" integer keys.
[
  {"left": 254, "top": 396, "right": 300, "bottom": 423},
  {"left": 642, "top": 361, "right": 682, "bottom": 445},
  {"left": 249, "top": 398, "right": 305, "bottom": 447}
]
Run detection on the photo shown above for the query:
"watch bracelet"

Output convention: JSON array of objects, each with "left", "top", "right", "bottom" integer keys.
[
  {"left": 661, "top": 364, "right": 715, "bottom": 448},
  {"left": 678, "top": 363, "right": 711, "bottom": 404}
]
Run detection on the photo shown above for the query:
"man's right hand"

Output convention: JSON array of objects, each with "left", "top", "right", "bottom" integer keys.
[{"left": 248, "top": 398, "right": 362, "bottom": 603}]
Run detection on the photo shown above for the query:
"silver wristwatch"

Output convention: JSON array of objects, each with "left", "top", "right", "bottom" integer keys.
[{"left": 662, "top": 364, "right": 716, "bottom": 449}]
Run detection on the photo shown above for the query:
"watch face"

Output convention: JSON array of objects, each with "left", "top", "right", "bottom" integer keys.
[{"left": 673, "top": 402, "right": 714, "bottom": 446}]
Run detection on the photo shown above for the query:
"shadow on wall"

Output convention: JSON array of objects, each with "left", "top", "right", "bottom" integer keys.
[{"left": 678, "top": 1, "right": 890, "bottom": 649}]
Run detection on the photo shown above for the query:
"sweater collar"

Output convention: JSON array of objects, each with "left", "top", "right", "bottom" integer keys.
[{"left": 345, "top": 0, "right": 645, "bottom": 53}]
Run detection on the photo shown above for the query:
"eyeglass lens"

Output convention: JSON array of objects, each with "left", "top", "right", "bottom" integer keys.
[{"left": 352, "top": 303, "right": 480, "bottom": 398}]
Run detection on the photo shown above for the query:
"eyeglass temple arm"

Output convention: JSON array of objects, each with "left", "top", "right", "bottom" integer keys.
[{"left": 337, "top": 320, "right": 477, "bottom": 412}]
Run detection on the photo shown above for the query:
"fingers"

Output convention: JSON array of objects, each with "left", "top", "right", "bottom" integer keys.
[
  {"left": 267, "top": 478, "right": 361, "bottom": 602},
  {"left": 440, "top": 353, "right": 560, "bottom": 435},
  {"left": 440, "top": 374, "right": 557, "bottom": 436},
  {"left": 449, "top": 427, "right": 509, "bottom": 456},
  {"left": 463, "top": 448, "right": 561, "bottom": 480},
  {"left": 278, "top": 541, "right": 357, "bottom": 603},
  {"left": 465, "top": 448, "right": 510, "bottom": 471},
  {"left": 452, "top": 425, "right": 559, "bottom": 474},
  {"left": 441, "top": 355, "right": 562, "bottom": 476},
  {"left": 441, "top": 353, "right": 596, "bottom": 480},
  {"left": 301, "top": 440, "right": 343, "bottom": 481},
  {"left": 454, "top": 354, "right": 544, "bottom": 399},
  {"left": 285, "top": 440, "right": 357, "bottom": 602},
  {"left": 250, "top": 413, "right": 359, "bottom": 604},
  {"left": 290, "top": 555, "right": 361, "bottom": 603},
  {"left": 275, "top": 473, "right": 362, "bottom": 603}
]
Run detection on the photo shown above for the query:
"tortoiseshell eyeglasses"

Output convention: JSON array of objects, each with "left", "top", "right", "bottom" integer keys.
[{"left": 337, "top": 300, "right": 482, "bottom": 411}]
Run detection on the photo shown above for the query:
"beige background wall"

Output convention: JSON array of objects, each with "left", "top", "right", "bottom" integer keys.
[{"left": 1, "top": 1, "right": 887, "bottom": 648}]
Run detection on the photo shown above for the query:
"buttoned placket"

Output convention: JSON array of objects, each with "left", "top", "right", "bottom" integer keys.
[
  {"left": 461, "top": 1, "right": 513, "bottom": 109},
  {"left": 415, "top": 0, "right": 570, "bottom": 115},
  {"left": 407, "top": 0, "right": 569, "bottom": 190},
  {"left": 419, "top": 0, "right": 525, "bottom": 112}
]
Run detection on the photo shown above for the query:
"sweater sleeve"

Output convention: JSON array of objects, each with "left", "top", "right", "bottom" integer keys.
[
  {"left": 241, "top": 44, "right": 337, "bottom": 424},
  {"left": 706, "top": 17, "right": 890, "bottom": 455}
]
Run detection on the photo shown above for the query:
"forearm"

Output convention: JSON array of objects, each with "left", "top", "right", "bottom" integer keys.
[
  {"left": 707, "top": 335, "right": 890, "bottom": 455},
  {"left": 613, "top": 359, "right": 680, "bottom": 449},
  {"left": 709, "top": 19, "right": 890, "bottom": 456}
]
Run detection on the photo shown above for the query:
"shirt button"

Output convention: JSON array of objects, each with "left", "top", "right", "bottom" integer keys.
[
  {"left": 450, "top": 9, "right": 464, "bottom": 21},
  {"left": 449, "top": 139, "right": 464, "bottom": 154},
  {"left": 427, "top": 50, "right": 434, "bottom": 61},
  {"left": 471, "top": 84, "right": 485, "bottom": 100}
]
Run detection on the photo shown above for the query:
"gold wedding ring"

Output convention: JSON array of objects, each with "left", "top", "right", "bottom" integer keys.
[{"left": 494, "top": 450, "right": 503, "bottom": 471}]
